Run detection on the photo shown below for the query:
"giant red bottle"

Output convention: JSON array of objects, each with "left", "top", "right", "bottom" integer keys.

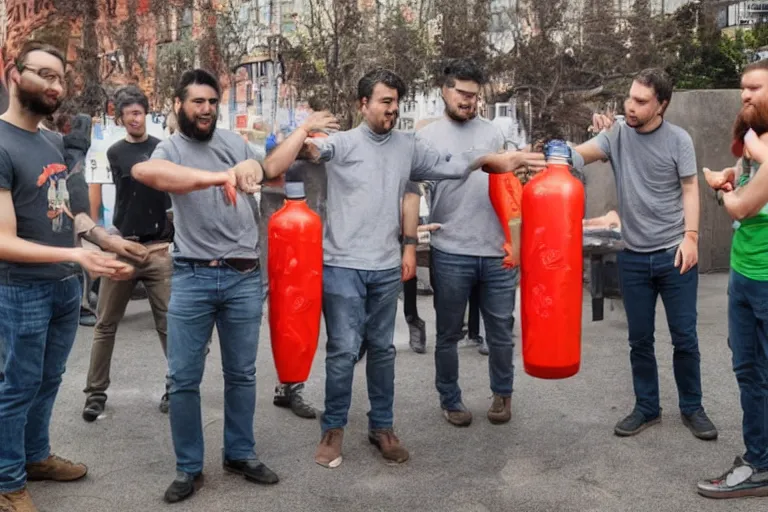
[
  {"left": 268, "top": 181, "right": 323, "bottom": 384},
  {"left": 520, "top": 140, "right": 585, "bottom": 379},
  {"left": 489, "top": 173, "right": 524, "bottom": 268}
]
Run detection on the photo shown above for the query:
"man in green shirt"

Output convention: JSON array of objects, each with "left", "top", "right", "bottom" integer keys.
[{"left": 698, "top": 59, "right": 768, "bottom": 499}]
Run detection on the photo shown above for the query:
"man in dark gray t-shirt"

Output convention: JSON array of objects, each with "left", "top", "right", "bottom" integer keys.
[
  {"left": 0, "top": 42, "right": 142, "bottom": 510},
  {"left": 572, "top": 68, "right": 717, "bottom": 442}
]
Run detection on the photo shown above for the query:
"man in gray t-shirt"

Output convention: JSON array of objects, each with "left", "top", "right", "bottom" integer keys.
[
  {"left": 264, "top": 68, "right": 542, "bottom": 470},
  {"left": 131, "top": 69, "right": 340, "bottom": 504},
  {"left": 572, "top": 68, "right": 717, "bottom": 442},
  {"left": 417, "top": 59, "right": 520, "bottom": 428}
]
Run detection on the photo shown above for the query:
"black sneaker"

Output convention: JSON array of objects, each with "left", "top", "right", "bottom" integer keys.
[
  {"left": 614, "top": 409, "right": 661, "bottom": 437},
  {"left": 289, "top": 384, "right": 316, "bottom": 419},
  {"left": 159, "top": 392, "right": 170, "bottom": 414},
  {"left": 682, "top": 408, "right": 718, "bottom": 440},
  {"left": 222, "top": 459, "right": 279, "bottom": 485},
  {"left": 407, "top": 316, "right": 426, "bottom": 354},
  {"left": 273, "top": 384, "right": 291, "bottom": 408},
  {"left": 698, "top": 456, "right": 768, "bottom": 499},
  {"left": 273, "top": 383, "right": 316, "bottom": 419},
  {"left": 163, "top": 471, "right": 204, "bottom": 503},
  {"left": 82, "top": 395, "right": 106, "bottom": 423}
]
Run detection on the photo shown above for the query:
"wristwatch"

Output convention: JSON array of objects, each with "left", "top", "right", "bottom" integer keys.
[{"left": 402, "top": 236, "right": 418, "bottom": 246}]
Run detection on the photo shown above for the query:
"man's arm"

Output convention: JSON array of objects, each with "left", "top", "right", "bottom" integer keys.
[
  {"left": 721, "top": 130, "right": 768, "bottom": 219},
  {"left": 572, "top": 141, "right": 608, "bottom": 168},
  {"left": 722, "top": 166, "right": 768, "bottom": 220},
  {"left": 571, "top": 114, "right": 616, "bottom": 169},
  {"left": 131, "top": 159, "right": 232, "bottom": 194},
  {"left": 0, "top": 190, "right": 127, "bottom": 277},
  {"left": 411, "top": 136, "right": 545, "bottom": 181},
  {"left": 681, "top": 176, "right": 700, "bottom": 235},
  {"left": 0, "top": 189, "right": 81, "bottom": 264},
  {"left": 400, "top": 187, "right": 420, "bottom": 282},
  {"left": 402, "top": 189, "right": 420, "bottom": 239},
  {"left": 262, "top": 111, "right": 340, "bottom": 178},
  {"left": 674, "top": 130, "right": 700, "bottom": 274}
]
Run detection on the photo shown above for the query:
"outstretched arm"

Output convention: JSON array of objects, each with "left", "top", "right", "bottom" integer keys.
[{"left": 262, "top": 111, "right": 340, "bottom": 178}]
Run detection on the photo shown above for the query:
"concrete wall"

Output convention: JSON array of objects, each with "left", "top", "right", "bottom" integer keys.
[{"left": 582, "top": 89, "right": 742, "bottom": 273}]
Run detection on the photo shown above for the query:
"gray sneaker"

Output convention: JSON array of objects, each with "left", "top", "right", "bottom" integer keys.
[
  {"left": 698, "top": 456, "right": 768, "bottom": 499},
  {"left": 477, "top": 337, "right": 489, "bottom": 355}
]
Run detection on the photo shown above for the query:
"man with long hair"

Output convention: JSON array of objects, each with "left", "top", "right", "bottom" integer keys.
[{"left": 697, "top": 59, "right": 768, "bottom": 499}]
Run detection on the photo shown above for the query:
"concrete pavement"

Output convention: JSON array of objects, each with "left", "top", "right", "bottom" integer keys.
[{"left": 31, "top": 273, "right": 758, "bottom": 512}]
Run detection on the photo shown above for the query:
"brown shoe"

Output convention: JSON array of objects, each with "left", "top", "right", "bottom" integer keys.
[
  {"left": 442, "top": 403, "right": 472, "bottom": 427},
  {"left": 25, "top": 454, "right": 87, "bottom": 482},
  {"left": 487, "top": 394, "right": 512, "bottom": 424},
  {"left": 0, "top": 487, "right": 38, "bottom": 512},
  {"left": 314, "top": 428, "right": 343, "bottom": 468},
  {"left": 368, "top": 429, "right": 409, "bottom": 464}
]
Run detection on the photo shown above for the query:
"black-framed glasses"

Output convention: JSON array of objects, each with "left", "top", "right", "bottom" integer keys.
[{"left": 18, "top": 65, "right": 66, "bottom": 89}]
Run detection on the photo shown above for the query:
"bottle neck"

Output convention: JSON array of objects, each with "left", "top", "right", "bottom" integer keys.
[{"left": 546, "top": 156, "right": 571, "bottom": 167}]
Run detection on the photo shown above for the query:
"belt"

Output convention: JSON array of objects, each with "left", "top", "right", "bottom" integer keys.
[{"left": 175, "top": 258, "right": 260, "bottom": 272}]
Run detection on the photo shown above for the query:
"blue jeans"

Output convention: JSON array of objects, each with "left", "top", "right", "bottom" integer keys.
[
  {"left": 728, "top": 269, "right": 768, "bottom": 470},
  {"left": 617, "top": 248, "right": 702, "bottom": 418},
  {"left": 431, "top": 248, "right": 518, "bottom": 410},
  {"left": 167, "top": 262, "right": 263, "bottom": 475},
  {"left": 321, "top": 266, "right": 401, "bottom": 432},
  {"left": 0, "top": 276, "right": 81, "bottom": 493}
]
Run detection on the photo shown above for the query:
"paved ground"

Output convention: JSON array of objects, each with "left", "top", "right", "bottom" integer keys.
[{"left": 29, "top": 273, "right": 761, "bottom": 512}]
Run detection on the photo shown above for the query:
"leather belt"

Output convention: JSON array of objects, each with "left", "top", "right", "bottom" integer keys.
[{"left": 175, "top": 258, "right": 260, "bottom": 272}]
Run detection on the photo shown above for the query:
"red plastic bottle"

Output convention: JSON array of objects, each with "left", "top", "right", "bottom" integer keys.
[
  {"left": 489, "top": 173, "right": 524, "bottom": 268},
  {"left": 520, "top": 140, "right": 585, "bottom": 379},
  {"left": 267, "top": 181, "right": 323, "bottom": 384}
]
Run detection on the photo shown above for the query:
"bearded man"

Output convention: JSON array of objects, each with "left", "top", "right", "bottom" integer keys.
[{"left": 131, "top": 68, "right": 338, "bottom": 504}]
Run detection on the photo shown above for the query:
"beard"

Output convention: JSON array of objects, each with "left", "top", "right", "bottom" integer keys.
[
  {"left": 445, "top": 104, "right": 476, "bottom": 123},
  {"left": 732, "top": 102, "right": 768, "bottom": 157},
  {"left": 18, "top": 87, "right": 60, "bottom": 116},
  {"left": 178, "top": 107, "right": 216, "bottom": 141}
]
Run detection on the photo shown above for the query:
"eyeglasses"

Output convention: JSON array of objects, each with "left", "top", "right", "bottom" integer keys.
[{"left": 18, "top": 65, "right": 66, "bottom": 89}]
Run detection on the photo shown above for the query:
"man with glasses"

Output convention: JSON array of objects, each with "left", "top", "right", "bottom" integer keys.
[{"left": 0, "top": 41, "right": 146, "bottom": 511}]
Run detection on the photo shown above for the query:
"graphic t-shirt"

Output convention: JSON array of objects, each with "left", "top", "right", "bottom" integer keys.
[
  {"left": 0, "top": 119, "right": 90, "bottom": 283},
  {"left": 731, "top": 158, "right": 768, "bottom": 281}
]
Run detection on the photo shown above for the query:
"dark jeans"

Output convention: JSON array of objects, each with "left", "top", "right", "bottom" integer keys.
[
  {"left": 467, "top": 286, "right": 480, "bottom": 338},
  {"left": 166, "top": 262, "right": 263, "bottom": 475},
  {"left": 0, "top": 276, "right": 81, "bottom": 493},
  {"left": 431, "top": 248, "right": 518, "bottom": 410},
  {"left": 617, "top": 248, "right": 702, "bottom": 418},
  {"left": 321, "top": 265, "right": 401, "bottom": 432},
  {"left": 728, "top": 269, "right": 768, "bottom": 470},
  {"left": 427, "top": 251, "right": 480, "bottom": 335},
  {"left": 403, "top": 276, "right": 418, "bottom": 322}
]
